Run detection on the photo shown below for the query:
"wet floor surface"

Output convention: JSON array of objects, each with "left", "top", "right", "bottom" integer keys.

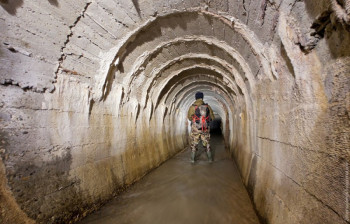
[{"left": 78, "top": 134, "right": 260, "bottom": 224}]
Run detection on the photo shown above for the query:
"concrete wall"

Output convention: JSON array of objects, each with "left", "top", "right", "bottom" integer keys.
[{"left": 0, "top": 0, "right": 349, "bottom": 223}]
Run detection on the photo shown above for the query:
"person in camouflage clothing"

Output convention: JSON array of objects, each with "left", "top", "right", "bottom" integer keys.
[{"left": 187, "top": 92, "right": 215, "bottom": 163}]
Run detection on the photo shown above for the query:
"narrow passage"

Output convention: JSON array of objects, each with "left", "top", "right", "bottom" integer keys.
[{"left": 79, "top": 134, "right": 260, "bottom": 224}]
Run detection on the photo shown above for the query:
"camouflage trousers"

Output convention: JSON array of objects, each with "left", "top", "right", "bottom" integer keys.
[{"left": 190, "top": 123, "right": 211, "bottom": 152}]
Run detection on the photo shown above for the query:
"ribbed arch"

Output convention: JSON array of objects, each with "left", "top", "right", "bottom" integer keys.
[
  {"left": 159, "top": 73, "right": 237, "bottom": 108},
  {"left": 151, "top": 66, "right": 239, "bottom": 106},
  {"left": 97, "top": 10, "right": 276, "bottom": 102}
]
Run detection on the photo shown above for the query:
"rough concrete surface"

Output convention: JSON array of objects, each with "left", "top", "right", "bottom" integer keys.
[
  {"left": 0, "top": 0, "right": 349, "bottom": 223},
  {"left": 78, "top": 134, "right": 260, "bottom": 224}
]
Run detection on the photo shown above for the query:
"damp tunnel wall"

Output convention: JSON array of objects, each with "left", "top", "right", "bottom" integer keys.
[{"left": 0, "top": 1, "right": 350, "bottom": 224}]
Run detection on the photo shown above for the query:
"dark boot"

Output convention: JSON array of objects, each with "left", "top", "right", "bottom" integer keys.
[
  {"left": 191, "top": 151, "right": 196, "bottom": 163},
  {"left": 206, "top": 151, "right": 213, "bottom": 163}
]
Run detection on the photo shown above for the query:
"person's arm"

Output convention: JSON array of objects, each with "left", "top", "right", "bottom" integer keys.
[{"left": 187, "top": 105, "right": 194, "bottom": 120}]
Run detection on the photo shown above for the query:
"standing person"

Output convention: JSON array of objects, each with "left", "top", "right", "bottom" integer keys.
[{"left": 187, "top": 92, "right": 215, "bottom": 163}]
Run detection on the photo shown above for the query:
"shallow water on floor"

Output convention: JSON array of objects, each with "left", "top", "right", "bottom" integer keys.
[{"left": 78, "top": 134, "right": 260, "bottom": 224}]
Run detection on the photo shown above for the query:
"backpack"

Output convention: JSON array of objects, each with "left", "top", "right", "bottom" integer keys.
[{"left": 192, "top": 104, "right": 210, "bottom": 131}]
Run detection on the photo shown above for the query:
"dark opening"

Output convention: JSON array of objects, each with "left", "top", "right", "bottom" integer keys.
[{"left": 210, "top": 117, "right": 222, "bottom": 135}]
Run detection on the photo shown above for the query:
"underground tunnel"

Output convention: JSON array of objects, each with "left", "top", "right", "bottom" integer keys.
[{"left": 0, "top": 0, "right": 349, "bottom": 223}]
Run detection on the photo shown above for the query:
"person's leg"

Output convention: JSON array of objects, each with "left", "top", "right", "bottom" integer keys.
[
  {"left": 201, "top": 132, "right": 212, "bottom": 162},
  {"left": 190, "top": 130, "right": 200, "bottom": 163},
  {"left": 201, "top": 131, "right": 211, "bottom": 151}
]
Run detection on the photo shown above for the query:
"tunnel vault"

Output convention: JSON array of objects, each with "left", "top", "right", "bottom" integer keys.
[{"left": 0, "top": 0, "right": 349, "bottom": 224}]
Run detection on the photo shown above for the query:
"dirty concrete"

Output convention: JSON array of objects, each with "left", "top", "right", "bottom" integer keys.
[
  {"left": 0, "top": 0, "right": 349, "bottom": 223},
  {"left": 78, "top": 133, "right": 260, "bottom": 224}
]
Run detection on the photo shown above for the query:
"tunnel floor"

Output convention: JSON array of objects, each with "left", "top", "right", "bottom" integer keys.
[{"left": 78, "top": 134, "right": 260, "bottom": 224}]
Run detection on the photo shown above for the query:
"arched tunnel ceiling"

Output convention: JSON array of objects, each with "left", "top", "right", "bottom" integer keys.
[
  {"left": 152, "top": 65, "right": 239, "bottom": 103},
  {"left": 177, "top": 86, "right": 233, "bottom": 119},
  {"left": 93, "top": 10, "right": 277, "bottom": 117},
  {"left": 1, "top": 1, "right": 350, "bottom": 223},
  {"left": 158, "top": 70, "right": 238, "bottom": 106}
]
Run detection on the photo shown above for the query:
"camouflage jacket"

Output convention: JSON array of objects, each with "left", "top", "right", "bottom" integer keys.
[{"left": 187, "top": 99, "right": 215, "bottom": 121}]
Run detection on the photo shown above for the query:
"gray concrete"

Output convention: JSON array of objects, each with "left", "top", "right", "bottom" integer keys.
[
  {"left": 79, "top": 134, "right": 260, "bottom": 224},
  {"left": 0, "top": 1, "right": 349, "bottom": 223}
]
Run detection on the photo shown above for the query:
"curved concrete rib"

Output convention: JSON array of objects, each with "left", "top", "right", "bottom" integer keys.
[
  {"left": 137, "top": 55, "right": 247, "bottom": 108},
  {"left": 169, "top": 81, "right": 236, "bottom": 114},
  {"left": 96, "top": 10, "right": 275, "bottom": 101},
  {"left": 149, "top": 64, "right": 239, "bottom": 106},
  {"left": 123, "top": 36, "right": 253, "bottom": 89},
  {"left": 158, "top": 73, "right": 238, "bottom": 109},
  {"left": 178, "top": 87, "right": 233, "bottom": 125}
]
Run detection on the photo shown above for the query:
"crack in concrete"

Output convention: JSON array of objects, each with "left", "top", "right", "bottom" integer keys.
[
  {"left": 54, "top": 1, "right": 92, "bottom": 84},
  {"left": 242, "top": 0, "right": 247, "bottom": 12},
  {"left": 257, "top": 136, "right": 349, "bottom": 160},
  {"left": 305, "top": 184, "right": 350, "bottom": 223},
  {"left": 242, "top": 0, "right": 250, "bottom": 24},
  {"left": 258, "top": 136, "right": 299, "bottom": 148},
  {"left": 0, "top": 79, "right": 54, "bottom": 93},
  {"left": 0, "top": 41, "right": 57, "bottom": 92},
  {"left": 255, "top": 151, "right": 349, "bottom": 223},
  {"left": 260, "top": 0, "right": 267, "bottom": 26}
]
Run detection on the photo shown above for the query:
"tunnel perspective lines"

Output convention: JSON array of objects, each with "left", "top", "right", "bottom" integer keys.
[
  {"left": 93, "top": 11, "right": 270, "bottom": 124},
  {"left": 97, "top": 10, "right": 276, "bottom": 105},
  {"left": 1, "top": 4, "right": 275, "bottom": 224},
  {"left": 82, "top": 11, "right": 278, "bottom": 179},
  {"left": 158, "top": 72, "right": 237, "bottom": 108},
  {"left": 91, "top": 10, "right": 268, "bottom": 188},
  {"left": 2, "top": 1, "right": 349, "bottom": 223},
  {"left": 92, "top": 10, "right": 267, "bottom": 173}
]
